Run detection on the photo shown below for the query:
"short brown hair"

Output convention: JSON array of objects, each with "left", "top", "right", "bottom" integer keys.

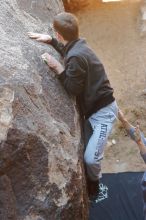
[{"left": 53, "top": 12, "right": 79, "bottom": 42}]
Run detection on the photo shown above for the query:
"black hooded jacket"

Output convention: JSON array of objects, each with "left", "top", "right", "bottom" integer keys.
[{"left": 50, "top": 38, "right": 115, "bottom": 119}]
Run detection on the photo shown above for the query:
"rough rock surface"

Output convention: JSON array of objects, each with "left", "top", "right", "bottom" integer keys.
[{"left": 0, "top": 0, "right": 88, "bottom": 219}]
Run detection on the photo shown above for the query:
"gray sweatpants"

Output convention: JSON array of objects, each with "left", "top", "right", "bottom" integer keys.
[{"left": 84, "top": 100, "right": 118, "bottom": 181}]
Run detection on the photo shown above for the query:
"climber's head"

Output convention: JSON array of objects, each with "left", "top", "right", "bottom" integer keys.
[{"left": 53, "top": 12, "right": 79, "bottom": 43}]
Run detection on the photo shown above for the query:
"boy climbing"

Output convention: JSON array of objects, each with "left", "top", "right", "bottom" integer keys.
[{"left": 28, "top": 12, "right": 118, "bottom": 200}]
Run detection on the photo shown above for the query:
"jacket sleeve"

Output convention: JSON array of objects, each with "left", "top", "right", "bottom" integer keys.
[
  {"left": 49, "top": 38, "right": 64, "bottom": 56},
  {"left": 58, "top": 56, "right": 86, "bottom": 96}
]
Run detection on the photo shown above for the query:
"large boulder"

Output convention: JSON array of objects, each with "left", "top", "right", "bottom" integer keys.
[{"left": 0, "top": 0, "right": 88, "bottom": 219}]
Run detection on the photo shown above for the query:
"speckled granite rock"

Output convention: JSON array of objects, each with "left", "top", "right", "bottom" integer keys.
[{"left": 0, "top": 0, "right": 88, "bottom": 219}]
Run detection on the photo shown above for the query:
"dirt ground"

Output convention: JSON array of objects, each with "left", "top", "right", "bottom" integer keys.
[{"left": 76, "top": 0, "right": 146, "bottom": 173}]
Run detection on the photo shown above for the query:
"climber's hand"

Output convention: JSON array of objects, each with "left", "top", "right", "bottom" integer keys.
[
  {"left": 41, "top": 53, "right": 64, "bottom": 74},
  {"left": 28, "top": 32, "right": 52, "bottom": 43},
  {"left": 133, "top": 122, "right": 142, "bottom": 144}
]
